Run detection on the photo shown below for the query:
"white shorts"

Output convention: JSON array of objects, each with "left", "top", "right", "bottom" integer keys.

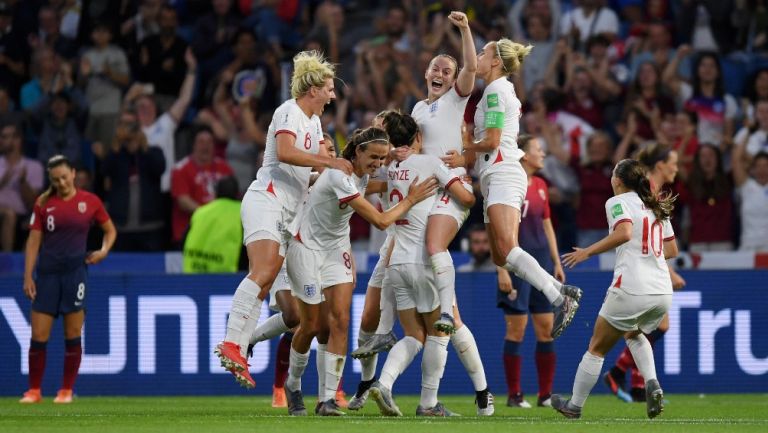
[
  {"left": 598, "top": 289, "right": 672, "bottom": 334},
  {"left": 367, "top": 235, "right": 392, "bottom": 289},
  {"left": 286, "top": 239, "right": 354, "bottom": 305},
  {"left": 268, "top": 263, "right": 291, "bottom": 312},
  {"left": 385, "top": 264, "right": 439, "bottom": 313},
  {"left": 241, "top": 190, "right": 295, "bottom": 256},
  {"left": 429, "top": 181, "right": 472, "bottom": 228},
  {"left": 480, "top": 164, "right": 527, "bottom": 223}
]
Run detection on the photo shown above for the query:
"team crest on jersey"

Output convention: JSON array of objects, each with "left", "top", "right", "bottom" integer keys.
[
  {"left": 429, "top": 101, "right": 438, "bottom": 114},
  {"left": 487, "top": 93, "right": 499, "bottom": 107},
  {"left": 304, "top": 284, "right": 316, "bottom": 298},
  {"left": 78, "top": 201, "right": 87, "bottom": 213},
  {"left": 538, "top": 189, "right": 546, "bottom": 201},
  {"left": 611, "top": 203, "right": 623, "bottom": 218}
]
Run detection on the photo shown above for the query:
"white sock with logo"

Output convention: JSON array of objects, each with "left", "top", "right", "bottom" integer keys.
[
  {"left": 358, "top": 330, "right": 379, "bottom": 381},
  {"left": 571, "top": 351, "right": 604, "bottom": 407},
  {"left": 249, "top": 313, "right": 288, "bottom": 346},
  {"left": 451, "top": 325, "right": 487, "bottom": 391},
  {"left": 430, "top": 252, "right": 456, "bottom": 317},
  {"left": 626, "top": 334, "right": 657, "bottom": 382},
  {"left": 420, "top": 335, "right": 449, "bottom": 409},
  {"left": 379, "top": 336, "right": 423, "bottom": 390},
  {"left": 225, "top": 278, "right": 262, "bottom": 346},
  {"left": 375, "top": 285, "right": 397, "bottom": 334},
  {"left": 324, "top": 352, "right": 346, "bottom": 402},
  {"left": 285, "top": 347, "right": 310, "bottom": 392},
  {"left": 504, "top": 247, "right": 564, "bottom": 306}
]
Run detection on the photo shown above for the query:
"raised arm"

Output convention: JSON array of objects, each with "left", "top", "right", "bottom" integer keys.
[
  {"left": 732, "top": 132, "right": 749, "bottom": 187},
  {"left": 168, "top": 48, "right": 197, "bottom": 123},
  {"left": 449, "top": 11, "right": 477, "bottom": 96}
]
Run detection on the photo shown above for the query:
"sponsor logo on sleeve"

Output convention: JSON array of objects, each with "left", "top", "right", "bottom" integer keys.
[
  {"left": 487, "top": 93, "right": 499, "bottom": 108},
  {"left": 611, "top": 203, "right": 624, "bottom": 218}
]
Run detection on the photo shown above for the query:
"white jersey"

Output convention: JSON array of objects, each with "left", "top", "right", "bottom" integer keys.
[
  {"left": 249, "top": 99, "right": 324, "bottom": 213},
  {"left": 412, "top": 85, "right": 469, "bottom": 174},
  {"left": 294, "top": 169, "right": 368, "bottom": 251},
  {"left": 606, "top": 192, "right": 675, "bottom": 296},
  {"left": 473, "top": 77, "right": 525, "bottom": 177},
  {"left": 387, "top": 154, "right": 460, "bottom": 266}
]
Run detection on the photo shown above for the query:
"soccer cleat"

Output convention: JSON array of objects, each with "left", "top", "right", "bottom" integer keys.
[
  {"left": 335, "top": 389, "right": 348, "bottom": 408},
  {"left": 347, "top": 379, "right": 375, "bottom": 411},
  {"left": 551, "top": 297, "right": 579, "bottom": 338},
  {"left": 214, "top": 341, "right": 247, "bottom": 372},
  {"left": 537, "top": 395, "right": 552, "bottom": 407},
  {"left": 433, "top": 313, "right": 456, "bottom": 334},
  {"left": 631, "top": 387, "right": 647, "bottom": 402},
  {"left": 560, "top": 284, "right": 583, "bottom": 302},
  {"left": 317, "top": 398, "right": 345, "bottom": 416},
  {"left": 286, "top": 387, "right": 307, "bottom": 416},
  {"left": 351, "top": 331, "right": 398, "bottom": 359},
  {"left": 506, "top": 392, "right": 532, "bottom": 408},
  {"left": 272, "top": 386, "right": 287, "bottom": 408},
  {"left": 227, "top": 366, "right": 255, "bottom": 389},
  {"left": 53, "top": 389, "right": 73, "bottom": 404},
  {"left": 645, "top": 379, "right": 664, "bottom": 419},
  {"left": 475, "top": 389, "right": 495, "bottom": 416},
  {"left": 19, "top": 389, "right": 42, "bottom": 404},
  {"left": 550, "top": 394, "right": 582, "bottom": 419},
  {"left": 368, "top": 381, "right": 402, "bottom": 416},
  {"left": 416, "top": 402, "right": 461, "bottom": 417}
]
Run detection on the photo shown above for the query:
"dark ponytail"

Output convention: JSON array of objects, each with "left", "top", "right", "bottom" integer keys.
[
  {"left": 636, "top": 142, "right": 672, "bottom": 172},
  {"left": 614, "top": 159, "right": 676, "bottom": 221},
  {"left": 341, "top": 127, "right": 389, "bottom": 161},
  {"left": 382, "top": 111, "right": 419, "bottom": 148},
  {"left": 39, "top": 155, "right": 73, "bottom": 206}
]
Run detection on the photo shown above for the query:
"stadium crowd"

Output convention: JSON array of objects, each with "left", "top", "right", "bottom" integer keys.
[{"left": 1, "top": 0, "right": 767, "bottom": 254}]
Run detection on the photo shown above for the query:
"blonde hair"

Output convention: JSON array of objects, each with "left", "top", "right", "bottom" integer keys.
[
  {"left": 495, "top": 38, "right": 533, "bottom": 74},
  {"left": 290, "top": 50, "right": 336, "bottom": 98}
]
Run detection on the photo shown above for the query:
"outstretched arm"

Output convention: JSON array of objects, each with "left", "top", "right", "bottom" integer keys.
[
  {"left": 449, "top": 11, "right": 477, "bottom": 96},
  {"left": 168, "top": 49, "right": 197, "bottom": 123}
]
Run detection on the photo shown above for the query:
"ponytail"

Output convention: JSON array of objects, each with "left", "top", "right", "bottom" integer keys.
[
  {"left": 495, "top": 38, "right": 533, "bottom": 75},
  {"left": 614, "top": 159, "right": 675, "bottom": 221},
  {"left": 341, "top": 127, "right": 389, "bottom": 161}
]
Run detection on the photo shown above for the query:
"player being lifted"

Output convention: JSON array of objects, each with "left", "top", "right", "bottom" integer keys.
[
  {"left": 281, "top": 127, "right": 437, "bottom": 416},
  {"left": 554, "top": 158, "right": 678, "bottom": 419},
  {"left": 215, "top": 50, "right": 352, "bottom": 389},
  {"left": 463, "top": 38, "right": 581, "bottom": 338}
]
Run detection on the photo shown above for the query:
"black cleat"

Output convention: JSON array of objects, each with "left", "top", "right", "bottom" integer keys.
[
  {"left": 551, "top": 394, "right": 582, "bottom": 419},
  {"left": 551, "top": 296, "right": 579, "bottom": 338},
  {"left": 645, "top": 379, "right": 664, "bottom": 419}
]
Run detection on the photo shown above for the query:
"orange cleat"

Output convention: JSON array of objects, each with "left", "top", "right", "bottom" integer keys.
[
  {"left": 335, "top": 389, "right": 349, "bottom": 408},
  {"left": 214, "top": 341, "right": 248, "bottom": 372},
  {"left": 19, "top": 389, "right": 42, "bottom": 404},
  {"left": 53, "top": 389, "right": 73, "bottom": 404},
  {"left": 272, "top": 386, "right": 287, "bottom": 408},
  {"left": 227, "top": 367, "right": 255, "bottom": 389}
]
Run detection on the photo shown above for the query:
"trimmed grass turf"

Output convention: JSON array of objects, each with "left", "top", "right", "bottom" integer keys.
[{"left": 1, "top": 394, "right": 767, "bottom": 433}]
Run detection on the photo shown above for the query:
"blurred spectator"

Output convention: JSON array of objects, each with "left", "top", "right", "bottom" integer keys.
[
  {"left": 21, "top": 47, "right": 71, "bottom": 110},
  {"left": 29, "top": 6, "right": 78, "bottom": 59},
  {"left": 520, "top": 14, "right": 555, "bottom": 94},
  {"left": 0, "top": 123, "right": 43, "bottom": 251},
  {"left": 191, "top": 0, "right": 238, "bottom": 89},
  {"left": 57, "top": 0, "right": 81, "bottom": 40},
  {"left": 124, "top": 48, "right": 197, "bottom": 193},
  {"left": 183, "top": 175, "right": 243, "bottom": 273},
  {"left": 742, "top": 68, "right": 768, "bottom": 124},
  {"left": 457, "top": 224, "right": 496, "bottom": 272},
  {"left": 0, "top": 86, "right": 23, "bottom": 127},
  {"left": 733, "top": 0, "right": 768, "bottom": 54},
  {"left": 628, "top": 21, "right": 682, "bottom": 81},
  {"left": 670, "top": 110, "right": 700, "bottom": 177},
  {"left": 120, "top": 0, "right": 161, "bottom": 64},
  {"left": 304, "top": 1, "right": 348, "bottom": 64},
  {"left": 559, "top": 0, "right": 619, "bottom": 52},
  {"left": 508, "top": 0, "right": 561, "bottom": 43},
  {"left": 675, "top": 0, "right": 735, "bottom": 53},
  {"left": 732, "top": 140, "right": 768, "bottom": 252},
  {"left": 624, "top": 61, "right": 675, "bottom": 142},
  {"left": 734, "top": 100, "right": 768, "bottom": 157},
  {"left": 79, "top": 22, "right": 130, "bottom": 148},
  {"left": 102, "top": 111, "right": 166, "bottom": 251},
  {"left": 467, "top": 0, "right": 509, "bottom": 44},
  {"left": 0, "top": 2, "right": 27, "bottom": 102},
  {"left": 217, "top": 29, "right": 278, "bottom": 112},
  {"left": 170, "top": 126, "right": 233, "bottom": 247},
  {"left": 29, "top": 90, "right": 88, "bottom": 165},
  {"left": 678, "top": 144, "right": 734, "bottom": 252}
]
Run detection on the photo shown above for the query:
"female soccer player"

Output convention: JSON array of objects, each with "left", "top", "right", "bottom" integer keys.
[
  {"left": 604, "top": 143, "right": 685, "bottom": 402},
  {"left": 497, "top": 135, "right": 564, "bottom": 408},
  {"left": 463, "top": 38, "right": 580, "bottom": 338},
  {"left": 554, "top": 158, "right": 678, "bottom": 419},
  {"left": 282, "top": 127, "right": 437, "bottom": 416},
  {"left": 411, "top": 10, "right": 475, "bottom": 335},
  {"left": 215, "top": 50, "right": 352, "bottom": 389},
  {"left": 20, "top": 155, "right": 116, "bottom": 404}
]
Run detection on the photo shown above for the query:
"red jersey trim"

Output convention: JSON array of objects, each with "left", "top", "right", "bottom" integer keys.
[
  {"left": 445, "top": 177, "right": 461, "bottom": 190},
  {"left": 493, "top": 151, "right": 504, "bottom": 164},
  {"left": 612, "top": 218, "right": 632, "bottom": 231},
  {"left": 339, "top": 193, "right": 360, "bottom": 204},
  {"left": 275, "top": 129, "right": 297, "bottom": 138},
  {"left": 395, "top": 219, "right": 409, "bottom": 225},
  {"left": 295, "top": 231, "right": 302, "bottom": 243},
  {"left": 663, "top": 235, "right": 676, "bottom": 242},
  {"left": 266, "top": 181, "right": 276, "bottom": 196},
  {"left": 454, "top": 83, "right": 471, "bottom": 98},
  {"left": 613, "top": 274, "right": 622, "bottom": 288}
]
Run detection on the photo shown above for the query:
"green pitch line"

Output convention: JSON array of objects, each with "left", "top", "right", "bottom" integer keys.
[{"left": 1, "top": 395, "right": 767, "bottom": 433}]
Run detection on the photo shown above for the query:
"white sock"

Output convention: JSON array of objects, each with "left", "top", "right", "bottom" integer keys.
[
  {"left": 324, "top": 352, "right": 346, "bottom": 401},
  {"left": 430, "top": 252, "right": 456, "bottom": 317},
  {"left": 375, "top": 284, "right": 397, "bottom": 334},
  {"left": 626, "top": 334, "right": 657, "bottom": 382},
  {"left": 504, "top": 247, "right": 564, "bottom": 305},
  {"left": 285, "top": 347, "right": 310, "bottom": 392},
  {"left": 249, "top": 313, "right": 288, "bottom": 346},
  {"left": 571, "top": 351, "right": 604, "bottom": 408},
  {"left": 225, "top": 278, "right": 262, "bottom": 344},
  {"left": 379, "top": 336, "right": 423, "bottom": 390},
  {"left": 451, "top": 325, "right": 487, "bottom": 391},
  {"left": 420, "top": 335, "right": 449, "bottom": 408},
  {"left": 317, "top": 343, "right": 327, "bottom": 401},
  {"left": 240, "top": 301, "right": 263, "bottom": 358},
  {"left": 358, "top": 330, "right": 379, "bottom": 381}
]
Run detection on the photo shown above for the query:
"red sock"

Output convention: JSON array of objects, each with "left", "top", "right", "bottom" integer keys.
[
  {"left": 630, "top": 368, "right": 645, "bottom": 389},
  {"left": 503, "top": 354, "right": 522, "bottom": 396},
  {"left": 62, "top": 338, "right": 82, "bottom": 390},
  {"left": 28, "top": 340, "right": 47, "bottom": 390},
  {"left": 337, "top": 377, "right": 344, "bottom": 393},
  {"left": 615, "top": 346, "right": 636, "bottom": 372},
  {"left": 274, "top": 333, "right": 292, "bottom": 388},
  {"left": 535, "top": 342, "right": 556, "bottom": 398}
]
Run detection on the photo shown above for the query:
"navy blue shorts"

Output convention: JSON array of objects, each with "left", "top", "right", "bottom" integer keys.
[
  {"left": 32, "top": 265, "right": 88, "bottom": 317},
  {"left": 496, "top": 249, "right": 554, "bottom": 316}
]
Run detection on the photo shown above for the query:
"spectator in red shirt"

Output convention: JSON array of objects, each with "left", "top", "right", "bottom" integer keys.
[
  {"left": 671, "top": 110, "right": 699, "bottom": 178},
  {"left": 170, "top": 126, "right": 234, "bottom": 246}
]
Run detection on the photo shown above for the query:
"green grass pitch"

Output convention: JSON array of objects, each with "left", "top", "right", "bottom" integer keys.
[{"left": 2, "top": 394, "right": 767, "bottom": 433}]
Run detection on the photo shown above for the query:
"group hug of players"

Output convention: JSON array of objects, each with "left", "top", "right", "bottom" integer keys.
[{"left": 212, "top": 11, "right": 678, "bottom": 420}]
